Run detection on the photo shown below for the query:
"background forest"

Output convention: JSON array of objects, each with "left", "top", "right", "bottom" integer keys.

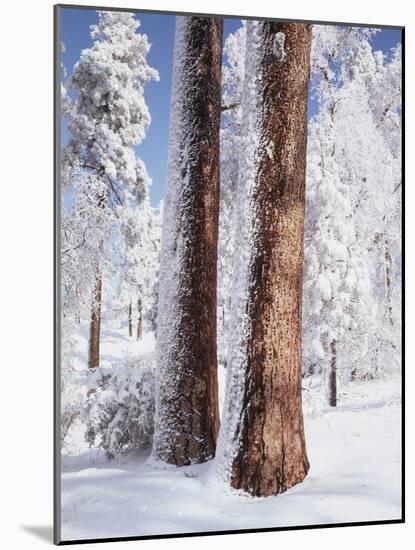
[{"left": 59, "top": 8, "right": 402, "bottom": 542}]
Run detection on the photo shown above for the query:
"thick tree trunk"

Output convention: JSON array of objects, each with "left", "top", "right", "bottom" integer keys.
[
  {"left": 128, "top": 300, "right": 133, "bottom": 337},
  {"left": 329, "top": 339, "right": 337, "bottom": 407},
  {"left": 88, "top": 273, "right": 102, "bottom": 370},
  {"left": 152, "top": 16, "right": 222, "bottom": 466},
  {"left": 218, "top": 22, "right": 311, "bottom": 497},
  {"left": 137, "top": 298, "right": 142, "bottom": 340}
]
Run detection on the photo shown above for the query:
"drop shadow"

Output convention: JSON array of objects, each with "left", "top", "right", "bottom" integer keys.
[{"left": 21, "top": 525, "right": 53, "bottom": 543}]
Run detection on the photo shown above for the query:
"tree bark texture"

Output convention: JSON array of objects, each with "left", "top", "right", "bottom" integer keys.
[
  {"left": 152, "top": 16, "right": 222, "bottom": 466},
  {"left": 220, "top": 22, "right": 312, "bottom": 497},
  {"left": 88, "top": 273, "right": 102, "bottom": 370}
]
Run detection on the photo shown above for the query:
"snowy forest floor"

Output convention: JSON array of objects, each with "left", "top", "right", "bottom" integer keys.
[{"left": 61, "top": 325, "right": 402, "bottom": 541}]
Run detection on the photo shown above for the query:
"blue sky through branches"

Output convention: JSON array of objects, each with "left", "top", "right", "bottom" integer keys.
[{"left": 60, "top": 7, "right": 401, "bottom": 207}]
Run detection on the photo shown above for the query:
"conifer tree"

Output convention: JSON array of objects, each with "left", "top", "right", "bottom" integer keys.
[
  {"left": 63, "top": 11, "right": 158, "bottom": 369},
  {"left": 152, "top": 16, "right": 223, "bottom": 466},
  {"left": 215, "top": 21, "right": 312, "bottom": 496}
]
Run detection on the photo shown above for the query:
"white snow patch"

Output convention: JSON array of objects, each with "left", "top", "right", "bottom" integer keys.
[
  {"left": 61, "top": 377, "right": 401, "bottom": 541},
  {"left": 273, "top": 32, "right": 287, "bottom": 61}
]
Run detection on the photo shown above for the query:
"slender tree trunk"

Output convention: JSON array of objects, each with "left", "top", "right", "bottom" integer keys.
[
  {"left": 137, "top": 298, "right": 142, "bottom": 340},
  {"left": 128, "top": 300, "right": 133, "bottom": 337},
  {"left": 374, "top": 232, "right": 394, "bottom": 326},
  {"left": 217, "top": 22, "right": 311, "bottom": 497},
  {"left": 384, "top": 237, "right": 393, "bottom": 325},
  {"left": 329, "top": 339, "right": 337, "bottom": 407},
  {"left": 88, "top": 190, "right": 105, "bottom": 370},
  {"left": 88, "top": 273, "right": 102, "bottom": 370},
  {"left": 75, "top": 286, "right": 81, "bottom": 323},
  {"left": 153, "top": 16, "right": 222, "bottom": 466}
]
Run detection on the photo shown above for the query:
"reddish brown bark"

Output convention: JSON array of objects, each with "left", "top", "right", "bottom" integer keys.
[
  {"left": 88, "top": 273, "right": 102, "bottom": 370},
  {"left": 230, "top": 22, "right": 312, "bottom": 496},
  {"left": 153, "top": 17, "right": 222, "bottom": 466}
]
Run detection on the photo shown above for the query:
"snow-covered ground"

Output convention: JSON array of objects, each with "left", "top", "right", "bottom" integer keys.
[{"left": 61, "top": 325, "right": 402, "bottom": 542}]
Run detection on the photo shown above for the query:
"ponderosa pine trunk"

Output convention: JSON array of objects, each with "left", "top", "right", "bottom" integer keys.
[
  {"left": 329, "top": 339, "right": 337, "bottom": 407},
  {"left": 137, "top": 298, "right": 142, "bottom": 340},
  {"left": 88, "top": 273, "right": 102, "bottom": 370},
  {"left": 152, "top": 16, "right": 222, "bottom": 466},
  {"left": 217, "top": 21, "right": 311, "bottom": 497}
]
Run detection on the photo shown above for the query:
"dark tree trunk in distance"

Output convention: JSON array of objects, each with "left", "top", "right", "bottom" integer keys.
[
  {"left": 88, "top": 274, "right": 102, "bottom": 370},
  {"left": 137, "top": 298, "right": 142, "bottom": 340},
  {"left": 229, "top": 22, "right": 312, "bottom": 497},
  {"left": 384, "top": 238, "right": 393, "bottom": 325},
  {"left": 88, "top": 191, "right": 105, "bottom": 370},
  {"left": 153, "top": 16, "right": 222, "bottom": 466}
]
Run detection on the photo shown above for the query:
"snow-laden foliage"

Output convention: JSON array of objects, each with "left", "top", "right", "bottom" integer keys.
[
  {"left": 214, "top": 20, "right": 265, "bottom": 485},
  {"left": 303, "top": 115, "right": 375, "bottom": 381},
  {"left": 63, "top": 11, "right": 159, "bottom": 189},
  {"left": 117, "top": 196, "right": 162, "bottom": 334},
  {"left": 303, "top": 25, "right": 402, "bottom": 388},
  {"left": 60, "top": 11, "right": 161, "bottom": 446},
  {"left": 60, "top": 41, "right": 72, "bottom": 119},
  {"left": 61, "top": 11, "right": 158, "bottom": 321},
  {"left": 85, "top": 355, "right": 155, "bottom": 458},
  {"left": 61, "top": 317, "right": 88, "bottom": 443},
  {"left": 217, "top": 23, "right": 246, "bottom": 368}
]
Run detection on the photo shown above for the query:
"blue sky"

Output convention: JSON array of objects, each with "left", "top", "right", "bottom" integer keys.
[{"left": 60, "top": 7, "right": 401, "bottom": 207}]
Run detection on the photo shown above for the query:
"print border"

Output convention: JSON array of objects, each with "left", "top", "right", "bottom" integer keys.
[{"left": 53, "top": 4, "right": 405, "bottom": 545}]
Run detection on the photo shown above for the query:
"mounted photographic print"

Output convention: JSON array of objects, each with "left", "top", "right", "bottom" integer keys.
[{"left": 54, "top": 3, "right": 404, "bottom": 544}]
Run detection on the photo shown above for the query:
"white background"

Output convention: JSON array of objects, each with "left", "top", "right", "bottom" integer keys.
[{"left": 0, "top": 0, "right": 411, "bottom": 548}]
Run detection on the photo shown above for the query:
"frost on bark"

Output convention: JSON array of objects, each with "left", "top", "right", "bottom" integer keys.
[
  {"left": 215, "top": 21, "right": 312, "bottom": 496},
  {"left": 152, "top": 16, "right": 222, "bottom": 466}
]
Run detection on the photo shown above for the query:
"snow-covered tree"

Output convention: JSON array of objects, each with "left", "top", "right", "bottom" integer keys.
[
  {"left": 303, "top": 26, "right": 401, "bottom": 402},
  {"left": 85, "top": 355, "right": 155, "bottom": 458},
  {"left": 117, "top": 192, "right": 162, "bottom": 338},
  {"left": 342, "top": 39, "right": 402, "bottom": 376},
  {"left": 152, "top": 16, "right": 223, "bottom": 466},
  {"left": 303, "top": 115, "right": 375, "bottom": 403},
  {"left": 215, "top": 21, "right": 312, "bottom": 497},
  {"left": 62, "top": 11, "right": 158, "bottom": 369},
  {"left": 217, "top": 23, "right": 246, "bottom": 368}
]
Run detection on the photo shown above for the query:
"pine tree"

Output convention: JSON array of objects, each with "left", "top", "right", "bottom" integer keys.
[
  {"left": 118, "top": 190, "right": 162, "bottom": 338},
  {"left": 303, "top": 27, "right": 401, "bottom": 394},
  {"left": 63, "top": 11, "right": 158, "bottom": 369},
  {"left": 215, "top": 21, "right": 312, "bottom": 496},
  {"left": 152, "top": 16, "right": 223, "bottom": 466}
]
